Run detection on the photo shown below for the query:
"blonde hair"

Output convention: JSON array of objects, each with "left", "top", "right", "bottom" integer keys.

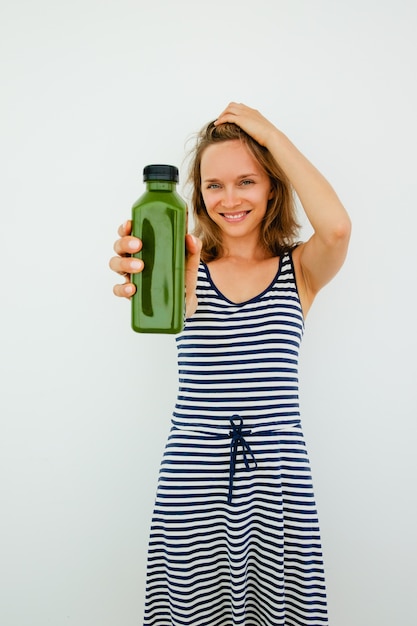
[{"left": 187, "top": 121, "right": 300, "bottom": 262}]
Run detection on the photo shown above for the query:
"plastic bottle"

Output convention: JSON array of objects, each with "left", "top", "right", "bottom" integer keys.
[{"left": 131, "top": 164, "right": 187, "bottom": 334}]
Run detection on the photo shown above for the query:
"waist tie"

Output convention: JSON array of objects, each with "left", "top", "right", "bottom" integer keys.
[
  {"left": 228, "top": 415, "right": 257, "bottom": 504},
  {"left": 171, "top": 417, "right": 301, "bottom": 504}
]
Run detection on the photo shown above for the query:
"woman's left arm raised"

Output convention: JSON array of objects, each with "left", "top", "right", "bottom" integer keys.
[{"left": 215, "top": 103, "right": 352, "bottom": 311}]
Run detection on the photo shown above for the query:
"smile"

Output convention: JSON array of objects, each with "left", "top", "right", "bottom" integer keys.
[{"left": 221, "top": 211, "right": 250, "bottom": 222}]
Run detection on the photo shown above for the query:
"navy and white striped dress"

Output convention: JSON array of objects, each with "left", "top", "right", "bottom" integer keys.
[{"left": 144, "top": 251, "right": 328, "bottom": 626}]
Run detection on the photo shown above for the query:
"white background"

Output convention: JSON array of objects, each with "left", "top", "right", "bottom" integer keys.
[{"left": 1, "top": 1, "right": 416, "bottom": 624}]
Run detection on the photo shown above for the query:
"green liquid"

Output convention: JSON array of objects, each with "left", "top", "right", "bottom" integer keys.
[{"left": 131, "top": 181, "right": 186, "bottom": 334}]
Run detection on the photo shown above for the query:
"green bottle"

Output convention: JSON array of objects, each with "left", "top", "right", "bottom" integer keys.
[{"left": 131, "top": 164, "right": 187, "bottom": 334}]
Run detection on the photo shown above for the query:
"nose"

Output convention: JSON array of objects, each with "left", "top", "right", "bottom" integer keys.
[{"left": 221, "top": 186, "right": 241, "bottom": 210}]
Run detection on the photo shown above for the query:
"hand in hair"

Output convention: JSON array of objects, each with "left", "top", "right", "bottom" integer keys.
[{"left": 214, "top": 102, "right": 277, "bottom": 148}]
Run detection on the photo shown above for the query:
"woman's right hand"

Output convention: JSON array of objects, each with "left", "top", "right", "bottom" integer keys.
[
  {"left": 109, "top": 220, "right": 143, "bottom": 298},
  {"left": 109, "top": 221, "right": 203, "bottom": 315}
]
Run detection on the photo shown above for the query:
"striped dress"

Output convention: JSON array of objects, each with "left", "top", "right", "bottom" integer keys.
[{"left": 143, "top": 251, "right": 328, "bottom": 626}]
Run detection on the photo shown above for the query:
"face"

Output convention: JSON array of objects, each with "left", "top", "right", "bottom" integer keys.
[{"left": 200, "top": 140, "right": 273, "bottom": 245}]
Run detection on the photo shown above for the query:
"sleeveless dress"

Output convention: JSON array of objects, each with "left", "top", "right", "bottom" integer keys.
[{"left": 143, "top": 252, "right": 328, "bottom": 626}]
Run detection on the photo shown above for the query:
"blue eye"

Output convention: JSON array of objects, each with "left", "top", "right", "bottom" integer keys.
[{"left": 241, "top": 179, "right": 254, "bottom": 186}]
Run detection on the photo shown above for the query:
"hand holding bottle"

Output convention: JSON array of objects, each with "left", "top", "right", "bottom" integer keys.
[{"left": 109, "top": 221, "right": 202, "bottom": 317}]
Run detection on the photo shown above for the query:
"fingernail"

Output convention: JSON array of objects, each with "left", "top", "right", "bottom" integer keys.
[
  {"left": 127, "top": 239, "right": 139, "bottom": 250},
  {"left": 130, "top": 259, "right": 143, "bottom": 270},
  {"left": 124, "top": 284, "right": 134, "bottom": 296}
]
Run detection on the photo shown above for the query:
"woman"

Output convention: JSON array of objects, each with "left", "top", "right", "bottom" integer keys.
[{"left": 110, "top": 103, "right": 351, "bottom": 626}]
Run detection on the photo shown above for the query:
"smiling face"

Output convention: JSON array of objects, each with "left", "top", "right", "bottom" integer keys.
[{"left": 200, "top": 140, "right": 273, "bottom": 247}]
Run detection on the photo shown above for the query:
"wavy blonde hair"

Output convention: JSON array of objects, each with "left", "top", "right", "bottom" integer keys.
[{"left": 187, "top": 121, "right": 300, "bottom": 263}]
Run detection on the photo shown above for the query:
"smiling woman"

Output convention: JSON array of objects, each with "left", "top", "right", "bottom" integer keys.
[
  {"left": 198, "top": 140, "right": 280, "bottom": 303},
  {"left": 201, "top": 141, "right": 272, "bottom": 232},
  {"left": 109, "top": 102, "right": 351, "bottom": 626},
  {"left": 190, "top": 119, "right": 299, "bottom": 265}
]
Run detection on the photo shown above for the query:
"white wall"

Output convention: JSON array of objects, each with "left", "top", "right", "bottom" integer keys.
[{"left": 1, "top": 1, "right": 416, "bottom": 624}]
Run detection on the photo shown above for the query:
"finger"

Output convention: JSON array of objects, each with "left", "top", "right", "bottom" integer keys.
[
  {"left": 117, "top": 220, "right": 132, "bottom": 237},
  {"left": 113, "top": 235, "right": 142, "bottom": 257},
  {"left": 185, "top": 232, "right": 202, "bottom": 252},
  {"left": 113, "top": 281, "right": 136, "bottom": 299},
  {"left": 214, "top": 102, "right": 244, "bottom": 125},
  {"left": 184, "top": 235, "right": 202, "bottom": 318},
  {"left": 185, "top": 234, "right": 202, "bottom": 290},
  {"left": 109, "top": 255, "right": 144, "bottom": 275}
]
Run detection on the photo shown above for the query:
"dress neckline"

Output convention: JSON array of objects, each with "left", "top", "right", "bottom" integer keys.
[{"left": 201, "top": 255, "right": 284, "bottom": 306}]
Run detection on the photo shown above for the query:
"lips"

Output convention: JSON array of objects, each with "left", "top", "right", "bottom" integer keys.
[{"left": 220, "top": 211, "right": 250, "bottom": 222}]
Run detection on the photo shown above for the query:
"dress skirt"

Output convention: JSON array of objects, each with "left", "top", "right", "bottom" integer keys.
[{"left": 143, "top": 422, "right": 327, "bottom": 626}]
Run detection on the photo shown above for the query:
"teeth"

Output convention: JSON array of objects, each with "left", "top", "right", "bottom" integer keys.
[{"left": 223, "top": 212, "right": 247, "bottom": 220}]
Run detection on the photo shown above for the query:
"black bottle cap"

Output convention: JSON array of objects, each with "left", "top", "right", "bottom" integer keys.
[{"left": 143, "top": 164, "right": 179, "bottom": 182}]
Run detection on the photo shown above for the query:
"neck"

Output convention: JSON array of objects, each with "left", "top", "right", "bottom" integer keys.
[{"left": 219, "top": 234, "right": 270, "bottom": 262}]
